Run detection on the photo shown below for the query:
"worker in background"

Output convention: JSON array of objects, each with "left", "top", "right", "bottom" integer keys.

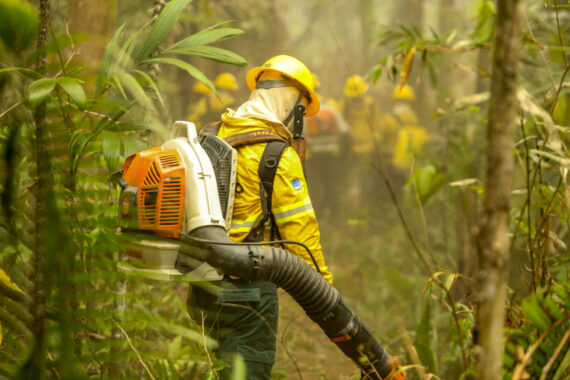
[
  {"left": 340, "top": 75, "right": 383, "bottom": 210},
  {"left": 186, "top": 55, "right": 332, "bottom": 379},
  {"left": 187, "top": 72, "right": 239, "bottom": 128},
  {"left": 304, "top": 74, "right": 351, "bottom": 223},
  {"left": 383, "top": 84, "right": 429, "bottom": 175}
]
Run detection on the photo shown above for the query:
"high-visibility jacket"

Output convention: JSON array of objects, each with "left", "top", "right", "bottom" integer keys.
[{"left": 218, "top": 110, "right": 333, "bottom": 284}]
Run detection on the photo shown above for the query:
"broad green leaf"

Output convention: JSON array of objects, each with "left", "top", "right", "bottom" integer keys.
[
  {"left": 406, "top": 165, "right": 446, "bottom": 204},
  {"left": 120, "top": 134, "right": 148, "bottom": 157},
  {"left": 57, "top": 77, "right": 87, "bottom": 109},
  {"left": 135, "top": 0, "right": 193, "bottom": 62},
  {"left": 553, "top": 96, "right": 569, "bottom": 126},
  {"left": 26, "top": 77, "right": 56, "bottom": 106},
  {"left": 0, "top": 0, "right": 39, "bottom": 52},
  {"left": 414, "top": 301, "right": 438, "bottom": 373},
  {"left": 371, "top": 64, "right": 383, "bottom": 84},
  {"left": 553, "top": 286, "right": 570, "bottom": 310},
  {"left": 522, "top": 297, "right": 551, "bottom": 332},
  {"left": 165, "top": 25, "right": 244, "bottom": 51},
  {"left": 101, "top": 131, "right": 121, "bottom": 172},
  {"left": 163, "top": 45, "right": 247, "bottom": 66},
  {"left": 142, "top": 57, "right": 217, "bottom": 96},
  {"left": 471, "top": 0, "right": 496, "bottom": 44}
]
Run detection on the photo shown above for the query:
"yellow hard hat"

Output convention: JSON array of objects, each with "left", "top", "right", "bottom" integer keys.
[
  {"left": 392, "top": 84, "right": 416, "bottom": 101},
  {"left": 214, "top": 72, "right": 238, "bottom": 90},
  {"left": 343, "top": 75, "right": 369, "bottom": 98},
  {"left": 245, "top": 54, "right": 320, "bottom": 116},
  {"left": 193, "top": 81, "right": 211, "bottom": 94}
]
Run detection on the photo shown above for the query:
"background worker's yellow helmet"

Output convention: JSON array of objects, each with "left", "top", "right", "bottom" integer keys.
[
  {"left": 245, "top": 54, "right": 320, "bottom": 116},
  {"left": 343, "top": 75, "right": 369, "bottom": 98},
  {"left": 215, "top": 72, "right": 238, "bottom": 90},
  {"left": 192, "top": 81, "right": 211, "bottom": 95},
  {"left": 392, "top": 84, "right": 416, "bottom": 101}
]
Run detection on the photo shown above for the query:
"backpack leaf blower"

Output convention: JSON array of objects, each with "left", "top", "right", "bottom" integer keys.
[{"left": 113, "top": 121, "right": 405, "bottom": 380}]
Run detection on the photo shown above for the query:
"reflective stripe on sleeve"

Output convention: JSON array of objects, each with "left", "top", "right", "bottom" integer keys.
[
  {"left": 273, "top": 200, "right": 314, "bottom": 223},
  {"left": 230, "top": 218, "right": 257, "bottom": 233}
]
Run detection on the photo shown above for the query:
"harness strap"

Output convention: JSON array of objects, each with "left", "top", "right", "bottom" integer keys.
[
  {"left": 198, "top": 121, "right": 288, "bottom": 243},
  {"left": 200, "top": 121, "right": 288, "bottom": 147},
  {"left": 200, "top": 120, "right": 223, "bottom": 136},
  {"left": 255, "top": 140, "right": 288, "bottom": 242},
  {"left": 224, "top": 130, "right": 288, "bottom": 147}
]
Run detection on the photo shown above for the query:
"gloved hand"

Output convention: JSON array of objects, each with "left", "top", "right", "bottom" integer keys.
[
  {"left": 360, "top": 361, "right": 406, "bottom": 380},
  {"left": 383, "top": 363, "right": 406, "bottom": 380}
]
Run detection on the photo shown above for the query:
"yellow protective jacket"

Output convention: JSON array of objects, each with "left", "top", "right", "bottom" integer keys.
[{"left": 217, "top": 111, "right": 333, "bottom": 284}]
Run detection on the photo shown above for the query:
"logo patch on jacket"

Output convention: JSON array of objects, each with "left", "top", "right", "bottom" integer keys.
[{"left": 291, "top": 178, "right": 302, "bottom": 190}]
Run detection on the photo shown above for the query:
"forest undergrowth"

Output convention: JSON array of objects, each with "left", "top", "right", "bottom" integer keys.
[{"left": 1, "top": 0, "right": 569, "bottom": 379}]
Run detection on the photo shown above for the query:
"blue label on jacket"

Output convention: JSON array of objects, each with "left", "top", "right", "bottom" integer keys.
[{"left": 292, "top": 178, "right": 302, "bottom": 190}]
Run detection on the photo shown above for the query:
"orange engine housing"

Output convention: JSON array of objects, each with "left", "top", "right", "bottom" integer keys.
[{"left": 122, "top": 147, "right": 185, "bottom": 238}]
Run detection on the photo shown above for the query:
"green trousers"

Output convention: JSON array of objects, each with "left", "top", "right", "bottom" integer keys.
[{"left": 187, "top": 278, "right": 279, "bottom": 380}]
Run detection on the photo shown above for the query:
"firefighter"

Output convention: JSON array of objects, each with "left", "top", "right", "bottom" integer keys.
[
  {"left": 387, "top": 84, "right": 428, "bottom": 172},
  {"left": 187, "top": 72, "right": 239, "bottom": 128},
  {"left": 340, "top": 75, "right": 384, "bottom": 210},
  {"left": 187, "top": 55, "right": 333, "bottom": 379},
  {"left": 304, "top": 75, "right": 351, "bottom": 222}
]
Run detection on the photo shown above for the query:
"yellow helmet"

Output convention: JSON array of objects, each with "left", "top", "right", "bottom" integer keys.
[
  {"left": 245, "top": 54, "right": 320, "bottom": 116},
  {"left": 193, "top": 81, "right": 211, "bottom": 95},
  {"left": 214, "top": 72, "right": 238, "bottom": 90},
  {"left": 392, "top": 84, "right": 416, "bottom": 101},
  {"left": 343, "top": 75, "right": 369, "bottom": 98}
]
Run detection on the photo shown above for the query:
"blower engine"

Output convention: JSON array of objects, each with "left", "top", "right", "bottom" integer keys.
[{"left": 114, "top": 121, "right": 404, "bottom": 380}]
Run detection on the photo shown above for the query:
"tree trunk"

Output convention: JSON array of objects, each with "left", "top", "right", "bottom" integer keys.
[
  {"left": 24, "top": 0, "right": 51, "bottom": 377},
  {"left": 474, "top": 1, "right": 522, "bottom": 379}
]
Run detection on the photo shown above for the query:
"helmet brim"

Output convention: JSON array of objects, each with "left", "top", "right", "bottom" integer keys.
[{"left": 246, "top": 67, "right": 320, "bottom": 116}]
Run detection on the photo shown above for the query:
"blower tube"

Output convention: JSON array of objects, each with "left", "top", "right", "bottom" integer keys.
[{"left": 180, "top": 225, "right": 396, "bottom": 379}]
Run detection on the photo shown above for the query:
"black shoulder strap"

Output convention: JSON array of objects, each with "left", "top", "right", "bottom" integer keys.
[{"left": 247, "top": 141, "right": 288, "bottom": 243}]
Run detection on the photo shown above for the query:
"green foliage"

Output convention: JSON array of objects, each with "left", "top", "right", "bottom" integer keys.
[
  {"left": 406, "top": 165, "right": 446, "bottom": 205},
  {"left": 135, "top": 0, "right": 194, "bottom": 63},
  {"left": 414, "top": 301, "right": 438, "bottom": 373},
  {"left": 470, "top": 0, "right": 496, "bottom": 44},
  {"left": 0, "top": 0, "right": 39, "bottom": 53},
  {"left": 503, "top": 283, "right": 570, "bottom": 379},
  {"left": 0, "top": 1, "right": 248, "bottom": 378},
  {"left": 95, "top": 6, "right": 246, "bottom": 115}
]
